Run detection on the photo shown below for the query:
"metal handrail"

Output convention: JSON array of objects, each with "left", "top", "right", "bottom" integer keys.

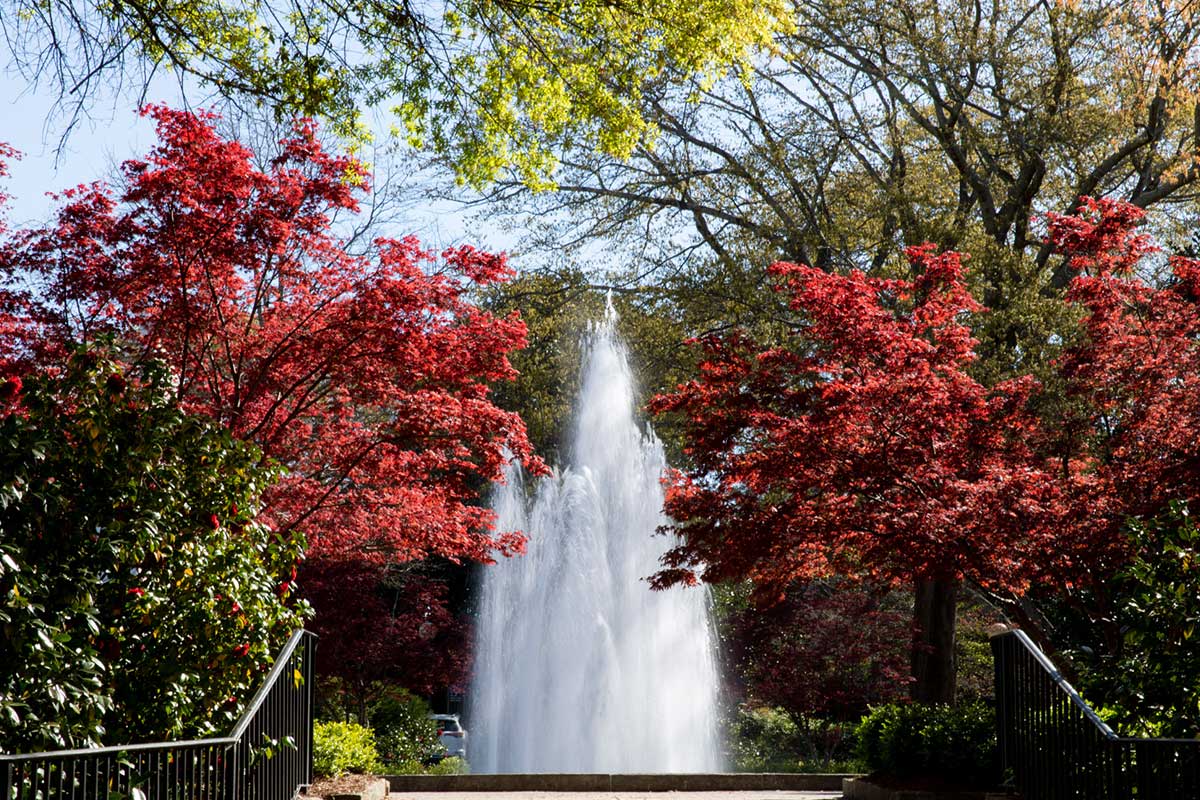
[
  {"left": 0, "top": 629, "right": 313, "bottom": 763},
  {"left": 2, "top": 629, "right": 316, "bottom": 800},
  {"left": 997, "top": 628, "right": 1118, "bottom": 739},
  {"left": 0, "top": 739, "right": 238, "bottom": 762},
  {"left": 992, "top": 627, "right": 1200, "bottom": 799}
]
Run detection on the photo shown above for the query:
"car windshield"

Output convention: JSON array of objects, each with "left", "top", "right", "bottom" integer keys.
[{"left": 436, "top": 719, "right": 461, "bottom": 732}]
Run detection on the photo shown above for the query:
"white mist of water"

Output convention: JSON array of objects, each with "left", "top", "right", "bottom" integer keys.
[{"left": 470, "top": 304, "right": 723, "bottom": 774}]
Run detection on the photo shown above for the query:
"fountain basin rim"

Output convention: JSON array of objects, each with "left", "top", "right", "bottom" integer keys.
[{"left": 385, "top": 772, "right": 855, "bottom": 793}]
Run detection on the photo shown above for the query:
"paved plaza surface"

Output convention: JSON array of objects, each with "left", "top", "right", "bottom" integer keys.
[{"left": 388, "top": 793, "right": 842, "bottom": 800}]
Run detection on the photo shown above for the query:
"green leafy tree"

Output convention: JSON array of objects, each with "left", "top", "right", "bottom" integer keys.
[
  {"left": 1066, "top": 503, "right": 1200, "bottom": 737},
  {"left": 0, "top": 348, "right": 307, "bottom": 752},
  {"left": 491, "top": 0, "right": 1200, "bottom": 391},
  {"left": 4, "top": 0, "right": 790, "bottom": 185}
]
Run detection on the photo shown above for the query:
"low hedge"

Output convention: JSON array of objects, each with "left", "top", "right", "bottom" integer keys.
[{"left": 856, "top": 701, "right": 998, "bottom": 785}]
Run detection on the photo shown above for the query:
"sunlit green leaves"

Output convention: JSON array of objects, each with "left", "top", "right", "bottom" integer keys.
[{"left": 10, "top": 0, "right": 791, "bottom": 185}]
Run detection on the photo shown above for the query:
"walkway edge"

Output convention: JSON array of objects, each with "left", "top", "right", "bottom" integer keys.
[{"left": 386, "top": 773, "right": 854, "bottom": 792}]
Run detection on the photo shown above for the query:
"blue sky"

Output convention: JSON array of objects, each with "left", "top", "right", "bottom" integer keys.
[
  {"left": 1, "top": 72, "right": 164, "bottom": 227},
  {"left": 0, "top": 68, "right": 502, "bottom": 254}
]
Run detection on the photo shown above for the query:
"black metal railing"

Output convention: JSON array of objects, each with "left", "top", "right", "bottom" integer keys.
[
  {"left": 992, "top": 628, "right": 1200, "bottom": 799},
  {"left": 2, "top": 629, "right": 316, "bottom": 800}
]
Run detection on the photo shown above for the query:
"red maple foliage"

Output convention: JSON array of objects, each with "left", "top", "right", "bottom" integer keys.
[
  {"left": 649, "top": 245, "right": 1062, "bottom": 598},
  {"left": 649, "top": 245, "right": 1069, "bottom": 701},
  {"left": 1046, "top": 197, "right": 1200, "bottom": 584},
  {"left": 730, "top": 582, "right": 910, "bottom": 722},
  {"left": 303, "top": 558, "right": 470, "bottom": 718},
  {"left": 652, "top": 197, "right": 1200, "bottom": 698},
  {"left": 0, "top": 106, "right": 539, "bottom": 566},
  {"left": 0, "top": 109, "right": 541, "bottom": 699}
]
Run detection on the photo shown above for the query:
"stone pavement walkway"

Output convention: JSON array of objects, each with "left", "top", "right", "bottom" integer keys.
[{"left": 388, "top": 792, "right": 842, "bottom": 800}]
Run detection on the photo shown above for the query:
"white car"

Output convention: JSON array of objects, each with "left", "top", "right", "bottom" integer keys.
[{"left": 429, "top": 713, "right": 467, "bottom": 760}]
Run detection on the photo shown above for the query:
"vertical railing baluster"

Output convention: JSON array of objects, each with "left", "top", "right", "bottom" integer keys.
[
  {"left": 0, "top": 631, "right": 314, "bottom": 800},
  {"left": 992, "top": 629, "right": 1200, "bottom": 800}
]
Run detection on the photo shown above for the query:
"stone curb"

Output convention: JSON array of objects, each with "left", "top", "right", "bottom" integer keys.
[
  {"left": 386, "top": 773, "right": 854, "bottom": 792},
  {"left": 842, "top": 777, "right": 1020, "bottom": 800}
]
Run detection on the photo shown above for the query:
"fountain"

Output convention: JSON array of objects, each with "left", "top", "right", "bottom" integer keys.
[{"left": 470, "top": 302, "right": 723, "bottom": 774}]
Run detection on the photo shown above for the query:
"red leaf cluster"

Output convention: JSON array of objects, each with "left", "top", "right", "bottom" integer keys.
[
  {"left": 0, "top": 107, "right": 541, "bottom": 567},
  {"left": 650, "top": 246, "right": 1061, "bottom": 597},
  {"left": 302, "top": 558, "right": 470, "bottom": 696},
  {"left": 731, "top": 583, "right": 910, "bottom": 720},
  {"left": 654, "top": 196, "right": 1200, "bottom": 603},
  {"left": 1054, "top": 201, "right": 1200, "bottom": 555}
]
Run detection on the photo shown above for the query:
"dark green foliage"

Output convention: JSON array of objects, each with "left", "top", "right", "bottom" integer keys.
[
  {"left": 856, "top": 702, "right": 998, "bottom": 786},
  {"left": 0, "top": 349, "right": 307, "bottom": 752},
  {"left": 955, "top": 596, "right": 1007, "bottom": 704},
  {"left": 1072, "top": 503, "right": 1200, "bottom": 737},
  {"left": 313, "top": 721, "right": 379, "bottom": 776},
  {"left": 729, "top": 706, "right": 804, "bottom": 772},
  {"left": 370, "top": 690, "right": 440, "bottom": 768}
]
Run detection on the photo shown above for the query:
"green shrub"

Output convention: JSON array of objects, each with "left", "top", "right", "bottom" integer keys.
[
  {"left": 425, "top": 756, "right": 469, "bottom": 775},
  {"left": 0, "top": 350, "right": 307, "bottom": 752},
  {"left": 370, "top": 690, "right": 440, "bottom": 768},
  {"left": 856, "top": 701, "right": 997, "bottom": 785},
  {"left": 386, "top": 759, "right": 426, "bottom": 775},
  {"left": 385, "top": 756, "right": 470, "bottom": 776},
  {"left": 728, "top": 705, "right": 862, "bottom": 773},
  {"left": 313, "top": 721, "right": 380, "bottom": 776}
]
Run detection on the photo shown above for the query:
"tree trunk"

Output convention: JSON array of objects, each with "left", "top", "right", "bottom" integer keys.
[{"left": 911, "top": 577, "right": 958, "bottom": 704}]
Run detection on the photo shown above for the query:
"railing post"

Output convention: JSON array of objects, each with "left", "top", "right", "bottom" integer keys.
[
  {"left": 306, "top": 632, "right": 316, "bottom": 789},
  {"left": 224, "top": 741, "right": 240, "bottom": 800},
  {"left": 989, "top": 628, "right": 1011, "bottom": 786}
]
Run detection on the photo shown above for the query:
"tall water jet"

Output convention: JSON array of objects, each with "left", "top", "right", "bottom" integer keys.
[{"left": 471, "top": 303, "right": 723, "bottom": 774}]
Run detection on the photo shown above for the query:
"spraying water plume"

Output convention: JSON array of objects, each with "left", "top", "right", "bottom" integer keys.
[{"left": 470, "top": 301, "right": 723, "bottom": 773}]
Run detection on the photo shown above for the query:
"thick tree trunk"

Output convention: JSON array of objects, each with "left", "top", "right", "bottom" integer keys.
[{"left": 911, "top": 578, "right": 958, "bottom": 704}]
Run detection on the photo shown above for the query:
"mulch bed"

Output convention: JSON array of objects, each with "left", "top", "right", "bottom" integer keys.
[{"left": 306, "top": 773, "right": 380, "bottom": 799}]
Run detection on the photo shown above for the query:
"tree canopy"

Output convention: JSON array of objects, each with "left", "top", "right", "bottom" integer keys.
[
  {"left": 1, "top": 105, "right": 539, "bottom": 566},
  {"left": 649, "top": 244, "right": 1063, "bottom": 596},
  {"left": 3, "top": 0, "right": 790, "bottom": 185},
  {"left": 649, "top": 199, "right": 1200, "bottom": 700},
  {"left": 491, "top": 0, "right": 1200, "bottom": 386},
  {"left": 0, "top": 106, "right": 542, "bottom": 716}
]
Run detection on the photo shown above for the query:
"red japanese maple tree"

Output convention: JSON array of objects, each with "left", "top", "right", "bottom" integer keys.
[
  {"left": 0, "top": 108, "right": 540, "bottom": 695},
  {"left": 1049, "top": 197, "right": 1200, "bottom": 519},
  {"left": 650, "top": 245, "right": 1064, "bottom": 702},
  {"left": 1031, "top": 199, "right": 1200, "bottom": 647}
]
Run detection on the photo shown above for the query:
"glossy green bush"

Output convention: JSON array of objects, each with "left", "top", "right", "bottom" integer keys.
[
  {"left": 856, "top": 701, "right": 998, "bottom": 785},
  {"left": 1072, "top": 503, "right": 1200, "bottom": 738},
  {"left": 0, "top": 350, "right": 307, "bottom": 752},
  {"left": 313, "top": 721, "right": 380, "bottom": 776}
]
